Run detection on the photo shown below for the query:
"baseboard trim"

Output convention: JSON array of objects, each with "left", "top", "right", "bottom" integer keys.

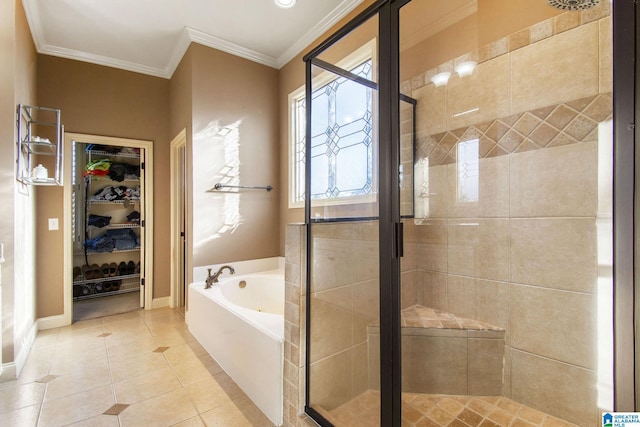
[
  {"left": 0, "top": 362, "right": 17, "bottom": 383},
  {"left": 0, "top": 320, "right": 38, "bottom": 383},
  {"left": 38, "top": 314, "right": 70, "bottom": 330},
  {"left": 151, "top": 296, "right": 171, "bottom": 310}
]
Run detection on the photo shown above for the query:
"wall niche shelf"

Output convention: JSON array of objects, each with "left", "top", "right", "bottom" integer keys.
[{"left": 16, "top": 104, "right": 63, "bottom": 186}]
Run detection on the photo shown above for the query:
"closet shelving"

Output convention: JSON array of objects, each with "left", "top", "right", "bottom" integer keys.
[
  {"left": 16, "top": 104, "right": 63, "bottom": 186},
  {"left": 72, "top": 147, "right": 143, "bottom": 301}
]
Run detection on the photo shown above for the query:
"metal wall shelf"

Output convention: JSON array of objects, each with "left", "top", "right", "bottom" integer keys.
[
  {"left": 89, "top": 223, "right": 140, "bottom": 230},
  {"left": 73, "top": 273, "right": 140, "bottom": 286},
  {"left": 73, "top": 286, "right": 139, "bottom": 301},
  {"left": 19, "top": 177, "right": 60, "bottom": 186},
  {"left": 21, "top": 140, "right": 57, "bottom": 155},
  {"left": 16, "top": 105, "right": 63, "bottom": 186},
  {"left": 88, "top": 199, "right": 140, "bottom": 205},
  {"left": 84, "top": 247, "right": 141, "bottom": 255},
  {"left": 88, "top": 149, "right": 140, "bottom": 159},
  {"left": 91, "top": 176, "right": 140, "bottom": 182}
]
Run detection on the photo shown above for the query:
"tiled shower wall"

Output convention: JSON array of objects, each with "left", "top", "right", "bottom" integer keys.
[
  {"left": 283, "top": 4, "right": 612, "bottom": 427},
  {"left": 284, "top": 223, "right": 380, "bottom": 427},
  {"left": 283, "top": 224, "right": 306, "bottom": 427},
  {"left": 401, "top": 5, "right": 612, "bottom": 427}
]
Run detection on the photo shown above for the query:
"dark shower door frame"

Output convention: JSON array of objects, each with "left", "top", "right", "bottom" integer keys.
[
  {"left": 613, "top": 0, "right": 636, "bottom": 412},
  {"left": 303, "top": 0, "right": 637, "bottom": 425}
]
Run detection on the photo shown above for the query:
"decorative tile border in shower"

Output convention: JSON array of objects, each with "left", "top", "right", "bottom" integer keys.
[
  {"left": 401, "top": 2, "right": 611, "bottom": 94},
  {"left": 416, "top": 92, "right": 612, "bottom": 166}
]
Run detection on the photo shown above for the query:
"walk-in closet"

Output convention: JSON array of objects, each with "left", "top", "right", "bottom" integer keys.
[{"left": 69, "top": 135, "right": 151, "bottom": 321}]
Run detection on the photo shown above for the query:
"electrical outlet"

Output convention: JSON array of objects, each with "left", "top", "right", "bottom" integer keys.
[{"left": 48, "top": 218, "right": 59, "bottom": 231}]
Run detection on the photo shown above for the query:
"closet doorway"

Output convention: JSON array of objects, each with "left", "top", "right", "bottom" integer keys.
[
  {"left": 63, "top": 133, "right": 154, "bottom": 322},
  {"left": 170, "top": 129, "right": 187, "bottom": 309}
]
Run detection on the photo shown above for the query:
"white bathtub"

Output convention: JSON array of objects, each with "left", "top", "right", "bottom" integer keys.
[{"left": 187, "top": 267, "right": 284, "bottom": 426}]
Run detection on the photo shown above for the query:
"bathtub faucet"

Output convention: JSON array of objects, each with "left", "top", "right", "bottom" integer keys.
[{"left": 205, "top": 265, "right": 235, "bottom": 288}]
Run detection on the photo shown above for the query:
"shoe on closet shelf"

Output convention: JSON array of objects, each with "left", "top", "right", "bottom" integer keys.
[
  {"left": 109, "top": 262, "right": 118, "bottom": 277},
  {"left": 118, "top": 261, "right": 128, "bottom": 276},
  {"left": 82, "top": 264, "right": 92, "bottom": 280},
  {"left": 90, "top": 264, "right": 102, "bottom": 279},
  {"left": 101, "top": 263, "right": 110, "bottom": 277},
  {"left": 127, "top": 261, "right": 136, "bottom": 275},
  {"left": 135, "top": 262, "right": 140, "bottom": 274}
]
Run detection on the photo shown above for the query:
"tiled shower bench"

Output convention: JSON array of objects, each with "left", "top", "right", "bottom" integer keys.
[{"left": 368, "top": 305, "right": 505, "bottom": 395}]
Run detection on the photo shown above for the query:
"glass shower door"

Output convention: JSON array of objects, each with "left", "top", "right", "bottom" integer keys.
[
  {"left": 305, "top": 12, "right": 382, "bottom": 426},
  {"left": 399, "top": 1, "right": 614, "bottom": 426}
]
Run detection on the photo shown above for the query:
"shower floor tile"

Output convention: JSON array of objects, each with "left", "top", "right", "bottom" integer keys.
[{"left": 322, "top": 390, "right": 581, "bottom": 427}]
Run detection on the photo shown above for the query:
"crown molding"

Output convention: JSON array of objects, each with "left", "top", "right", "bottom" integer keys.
[
  {"left": 23, "top": 0, "right": 364, "bottom": 79},
  {"left": 164, "top": 27, "right": 194, "bottom": 78},
  {"left": 276, "top": 0, "right": 364, "bottom": 68},
  {"left": 185, "top": 27, "right": 279, "bottom": 69},
  {"left": 23, "top": 0, "right": 171, "bottom": 78},
  {"left": 38, "top": 44, "right": 170, "bottom": 78},
  {"left": 22, "top": 0, "right": 45, "bottom": 50}
]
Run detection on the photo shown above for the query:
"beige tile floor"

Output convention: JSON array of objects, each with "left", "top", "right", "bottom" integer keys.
[
  {"left": 0, "top": 307, "right": 274, "bottom": 426},
  {"left": 321, "top": 390, "right": 581, "bottom": 427}
]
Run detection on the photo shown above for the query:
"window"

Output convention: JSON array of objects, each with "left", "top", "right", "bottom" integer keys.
[
  {"left": 457, "top": 139, "right": 479, "bottom": 203},
  {"left": 289, "top": 42, "right": 376, "bottom": 208}
]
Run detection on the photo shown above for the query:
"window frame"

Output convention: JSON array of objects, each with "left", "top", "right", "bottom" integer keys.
[{"left": 288, "top": 39, "right": 378, "bottom": 209}]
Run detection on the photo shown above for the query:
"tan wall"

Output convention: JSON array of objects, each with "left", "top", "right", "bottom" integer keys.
[
  {"left": 189, "top": 44, "right": 280, "bottom": 266},
  {"left": 34, "top": 39, "right": 281, "bottom": 314},
  {"left": 0, "top": 0, "right": 38, "bottom": 368},
  {"left": 36, "top": 55, "right": 171, "bottom": 315},
  {"left": 169, "top": 47, "right": 194, "bottom": 286}
]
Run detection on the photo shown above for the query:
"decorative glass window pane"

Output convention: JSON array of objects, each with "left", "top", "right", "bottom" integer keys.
[
  {"left": 292, "top": 59, "right": 373, "bottom": 204},
  {"left": 414, "top": 157, "right": 430, "bottom": 218},
  {"left": 457, "top": 139, "right": 479, "bottom": 203}
]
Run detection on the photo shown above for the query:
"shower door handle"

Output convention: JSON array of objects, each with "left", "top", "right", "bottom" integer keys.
[{"left": 394, "top": 222, "right": 404, "bottom": 258}]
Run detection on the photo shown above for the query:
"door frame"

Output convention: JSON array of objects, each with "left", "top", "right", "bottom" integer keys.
[
  {"left": 62, "top": 132, "right": 155, "bottom": 324},
  {"left": 170, "top": 129, "right": 187, "bottom": 308}
]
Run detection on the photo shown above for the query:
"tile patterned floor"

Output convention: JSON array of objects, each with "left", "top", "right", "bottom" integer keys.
[
  {"left": 0, "top": 308, "right": 273, "bottom": 426},
  {"left": 322, "top": 390, "right": 581, "bottom": 427}
]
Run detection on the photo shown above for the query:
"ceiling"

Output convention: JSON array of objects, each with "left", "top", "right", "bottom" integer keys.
[{"left": 23, "top": 0, "right": 364, "bottom": 79}]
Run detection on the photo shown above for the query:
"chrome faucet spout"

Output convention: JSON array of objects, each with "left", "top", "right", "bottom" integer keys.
[
  {"left": 204, "top": 265, "right": 235, "bottom": 289},
  {"left": 212, "top": 265, "right": 235, "bottom": 284}
]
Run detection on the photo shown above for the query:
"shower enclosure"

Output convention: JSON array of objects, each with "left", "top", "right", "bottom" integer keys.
[{"left": 301, "top": 1, "right": 634, "bottom": 426}]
